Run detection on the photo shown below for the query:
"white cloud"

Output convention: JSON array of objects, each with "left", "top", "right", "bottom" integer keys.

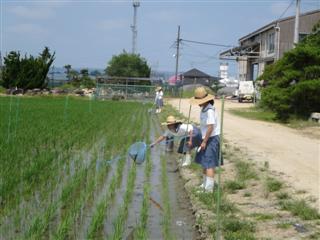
[
  {"left": 10, "top": 5, "right": 55, "bottom": 19},
  {"left": 8, "top": 23, "right": 48, "bottom": 36},
  {"left": 98, "top": 19, "right": 129, "bottom": 31}
]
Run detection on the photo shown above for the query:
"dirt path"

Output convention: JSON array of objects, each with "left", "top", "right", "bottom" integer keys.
[{"left": 168, "top": 98, "right": 320, "bottom": 208}]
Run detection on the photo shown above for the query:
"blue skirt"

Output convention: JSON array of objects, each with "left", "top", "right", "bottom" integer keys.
[
  {"left": 177, "top": 126, "right": 202, "bottom": 154},
  {"left": 156, "top": 98, "right": 163, "bottom": 107},
  {"left": 195, "top": 135, "right": 222, "bottom": 169}
]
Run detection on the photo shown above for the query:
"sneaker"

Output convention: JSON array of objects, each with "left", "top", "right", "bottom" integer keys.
[
  {"left": 204, "top": 177, "right": 214, "bottom": 192},
  {"left": 197, "top": 175, "right": 206, "bottom": 189},
  {"left": 182, "top": 154, "right": 191, "bottom": 167},
  {"left": 204, "top": 187, "right": 214, "bottom": 193}
]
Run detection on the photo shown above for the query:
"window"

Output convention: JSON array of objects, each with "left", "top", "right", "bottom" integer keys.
[
  {"left": 299, "top": 33, "right": 309, "bottom": 42},
  {"left": 267, "top": 32, "right": 275, "bottom": 54}
]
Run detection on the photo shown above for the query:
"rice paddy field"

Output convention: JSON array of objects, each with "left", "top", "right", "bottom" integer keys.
[{"left": 0, "top": 96, "right": 197, "bottom": 239}]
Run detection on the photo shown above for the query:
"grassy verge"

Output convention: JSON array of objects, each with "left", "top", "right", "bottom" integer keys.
[{"left": 229, "top": 107, "right": 319, "bottom": 129}]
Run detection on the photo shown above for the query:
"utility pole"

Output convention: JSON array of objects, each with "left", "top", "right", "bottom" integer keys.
[
  {"left": 0, "top": 51, "right": 3, "bottom": 69},
  {"left": 131, "top": 0, "right": 140, "bottom": 54},
  {"left": 0, "top": 51, "right": 3, "bottom": 81},
  {"left": 175, "top": 26, "right": 182, "bottom": 112},
  {"left": 293, "top": 0, "right": 301, "bottom": 45}
]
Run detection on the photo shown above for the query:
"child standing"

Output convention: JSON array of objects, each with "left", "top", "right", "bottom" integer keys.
[
  {"left": 190, "top": 87, "right": 221, "bottom": 192},
  {"left": 155, "top": 87, "right": 163, "bottom": 113},
  {"left": 150, "top": 115, "right": 202, "bottom": 166}
]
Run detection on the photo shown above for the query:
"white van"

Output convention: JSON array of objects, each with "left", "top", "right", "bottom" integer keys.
[{"left": 238, "top": 81, "right": 254, "bottom": 102}]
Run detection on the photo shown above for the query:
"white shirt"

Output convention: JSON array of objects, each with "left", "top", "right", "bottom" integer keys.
[
  {"left": 163, "top": 123, "right": 193, "bottom": 138},
  {"left": 200, "top": 103, "right": 220, "bottom": 138},
  {"left": 155, "top": 90, "right": 163, "bottom": 100}
]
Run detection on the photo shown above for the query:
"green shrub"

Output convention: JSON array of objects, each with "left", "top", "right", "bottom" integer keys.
[
  {"left": 259, "top": 23, "right": 320, "bottom": 120},
  {"left": 0, "top": 85, "right": 6, "bottom": 94}
]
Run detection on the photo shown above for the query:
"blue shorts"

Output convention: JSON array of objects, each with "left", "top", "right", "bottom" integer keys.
[
  {"left": 177, "top": 126, "right": 202, "bottom": 154},
  {"left": 195, "top": 135, "right": 222, "bottom": 169}
]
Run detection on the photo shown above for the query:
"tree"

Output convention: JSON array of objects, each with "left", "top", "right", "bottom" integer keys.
[
  {"left": 79, "top": 68, "right": 95, "bottom": 88},
  {"left": 105, "top": 51, "right": 151, "bottom": 78},
  {"left": 2, "top": 47, "right": 55, "bottom": 90},
  {"left": 258, "top": 22, "right": 320, "bottom": 120},
  {"left": 64, "top": 64, "right": 72, "bottom": 81},
  {"left": 90, "top": 70, "right": 102, "bottom": 77}
]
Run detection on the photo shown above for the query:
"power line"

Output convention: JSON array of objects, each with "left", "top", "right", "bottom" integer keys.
[
  {"left": 181, "top": 39, "right": 235, "bottom": 48},
  {"left": 276, "top": 0, "right": 295, "bottom": 22}
]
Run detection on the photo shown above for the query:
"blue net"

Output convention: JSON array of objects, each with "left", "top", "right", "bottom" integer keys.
[{"left": 128, "top": 142, "right": 147, "bottom": 164}]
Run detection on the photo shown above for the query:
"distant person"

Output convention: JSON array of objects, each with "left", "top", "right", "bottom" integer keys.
[
  {"left": 150, "top": 115, "right": 202, "bottom": 166},
  {"left": 190, "top": 87, "right": 221, "bottom": 192},
  {"left": 155, "top": 86, "right": 163, "bottom": 113}
]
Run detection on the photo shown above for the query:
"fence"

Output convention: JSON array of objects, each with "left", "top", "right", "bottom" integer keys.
[{"left": 95, "top": 83, "right": 157, "bottom": 100}]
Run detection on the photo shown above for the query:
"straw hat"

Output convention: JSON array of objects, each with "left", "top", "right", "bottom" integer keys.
[
  {"left": 190, "top": 87, "right": 214, "bottom": 105},
  {"left": 155, "top": 86, "right": 162, "bottom": 92},
  {"left": 161, "top": 115, "right": 182, "bottom": 126}
]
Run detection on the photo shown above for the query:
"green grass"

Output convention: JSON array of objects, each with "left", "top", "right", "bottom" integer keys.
[
  {"left": 229, "top": 107, "right": 319, "bottom": 128},
  {"left": 279, "top": 199, "right": 320, "bottom": 220},
  {"left": 224, "top": 180, "right": 246, "bottom": 193},
  {"left": 229, "top": 107, "right": 276, "bottom": 122},
  {"left": 276, "top": 192, "right": 290, "bottom": 200},
  {"left": 234, "top": 161, "right": 258, "bottom": 182},
  {"left": 221, "top": 217, "right": 256, "bottom": 240},
  {"left": 243, "top": 192, "right": 252, "bottom": 197},
  {"left": 265, "top": 177, "right": 283, "bottom": 192},
  {"left": 207, "top": 210, "right": 254, "bottom": 239},
  {"left": 250, "top": 213, "right": 275, "bottom": 221},
  {"left": 276, "top": 222, "right": 292, "bottom": 229},
  {"left": 193, "top": 189, "right": 237, "bottom": 214}
]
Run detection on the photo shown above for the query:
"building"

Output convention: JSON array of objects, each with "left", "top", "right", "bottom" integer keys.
[
  {"left": 180, "top": 68, "right": 221, "bottom": 87},
  {"left": 220, "top": 9, "right": 320, "bottom": 81}
]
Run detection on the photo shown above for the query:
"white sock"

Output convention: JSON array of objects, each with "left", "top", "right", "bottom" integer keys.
[
  {"left": 182, "top": 154, "right": 191, "bottom": 166},
  {"left": 205, "top": 177, "right": 214, "bottom": 189},
  {"left": 185, "top": 154, "right": 191, "bottom": 163}
]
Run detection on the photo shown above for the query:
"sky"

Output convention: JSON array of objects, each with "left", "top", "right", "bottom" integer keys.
[{"left": 1, "top": 0, "right": 319, "bottom": 77}]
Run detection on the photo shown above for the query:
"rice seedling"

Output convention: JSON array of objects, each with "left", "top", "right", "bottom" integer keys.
[
  {"left": 160, "top": 155, "right": 176, "bottom": 240},
  {"left": 109, "top": 161, "right": 137, "bottom": 240},
  {"left": 0, "top": 96, "right": 148, "bottom": 238},
  {"left": 86, "top": 109, "right": 144, "bottom": 239}
]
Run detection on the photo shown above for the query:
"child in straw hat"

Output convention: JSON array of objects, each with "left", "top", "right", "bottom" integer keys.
[
  {"left": 190, "top": 87, "right": 221, "bottom": 192},
  {"left": 150, "top": 115, "right": 202, "bottom": 166},
  {"left": 155, "top": 86, "right": 164, "bottom": 113}
]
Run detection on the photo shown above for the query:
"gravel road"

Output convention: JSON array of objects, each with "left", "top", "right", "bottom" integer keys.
[{"left": 168, "top": 98, "right": 320, "bottom": 209}]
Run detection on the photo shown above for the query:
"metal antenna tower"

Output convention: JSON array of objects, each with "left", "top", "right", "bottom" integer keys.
[{"left": 131, "top": 0, "right": 140, "bottom": 54}]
